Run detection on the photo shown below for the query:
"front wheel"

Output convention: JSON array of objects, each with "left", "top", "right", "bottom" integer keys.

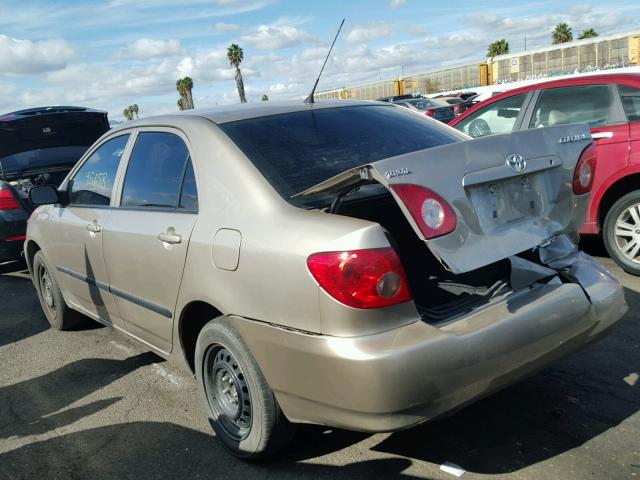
[
  {"left": 603, "top": 190, "right": 640, "bottom": 275},
  {"left": 195, "top": 317, "right": 295, "bottom": 459},
  {"left": 32, "top": 251, "right": 84, "bottom": 330}
]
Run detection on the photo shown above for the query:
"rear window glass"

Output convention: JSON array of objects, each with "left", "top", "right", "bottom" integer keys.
[
  {"left": 619, "top": 84, "right": 640, "bottom": 123},
  {"left": 220, "top": 105, "right": 461, "bottom": 201}
]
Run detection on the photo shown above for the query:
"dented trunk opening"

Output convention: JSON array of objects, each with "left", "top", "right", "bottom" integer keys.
[{"left": 298, "top": 124, "right": 594, "bottom": 275}]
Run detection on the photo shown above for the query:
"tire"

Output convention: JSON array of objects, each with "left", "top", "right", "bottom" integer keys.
[
  {"left": 32, "top": 251, "right": 84, "bottom": 330},
  {"left": 195, "top": 317, "right": 295, "bottom": 459},
  {"left": 603, "top": 190, "right": 640, "bottom": 275}
]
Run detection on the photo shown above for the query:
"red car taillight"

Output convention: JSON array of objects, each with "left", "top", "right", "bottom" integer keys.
[
  {"left": 390, "top": 184, "right": 457, "bottom": 239},
  {"left": 425, "top": 108, "right": 436, "bottom": 117},
  {"left": 307, "top": 247, "right": 412, "bottom": 309},
  {"left": 573, "top": 143, "right": 597, "bottom": 195},
  {"left": 0, "top": 188, "right": 21, "bottom": 210}
]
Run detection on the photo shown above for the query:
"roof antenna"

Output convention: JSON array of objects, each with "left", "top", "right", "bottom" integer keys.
[{"left": 304, "top": 18, "right": 345, "bottom": 104}]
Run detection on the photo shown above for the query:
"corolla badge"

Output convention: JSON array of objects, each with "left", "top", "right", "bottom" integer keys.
[
  {"left": 384, "top": 167, "right": 411, "bottom": 179},
  {"left": 505, "top": 153, "right": 526, "bottom": 173}
]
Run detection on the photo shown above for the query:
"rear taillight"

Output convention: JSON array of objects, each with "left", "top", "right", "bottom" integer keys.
[
  {"left": 573, "top": 143, "right": 597, "bottom": 195},
  {"left": 307, "top": 247, "right": 412, "bottom": 309},
  {"left": 425, "top": 108, "right": 436, "bottom": 117},
  {"left": 0, "top": 188, "right": 21, "bottom": 210},
  {"left": 390, "top": 184, "right": 457, "bottom": 239}
]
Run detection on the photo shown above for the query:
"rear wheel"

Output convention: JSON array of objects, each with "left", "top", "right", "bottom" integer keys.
[
  {"left": 32, "top": 251, "right": 83, "bottom": 330},
  {"left": 195, "top": 317, "right": 295, "bottom": 459},
  {"left": 603, "top": 190, "right": 640, "bottom": 275}
]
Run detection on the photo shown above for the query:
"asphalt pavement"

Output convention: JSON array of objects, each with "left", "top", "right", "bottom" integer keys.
[{"left": 0, "top": 240, "right": 638, "bottom": 479}]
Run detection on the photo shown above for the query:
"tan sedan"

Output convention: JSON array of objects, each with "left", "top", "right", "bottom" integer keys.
[{"left": 25, "top": 101, "right": 626, "bottom": 458}]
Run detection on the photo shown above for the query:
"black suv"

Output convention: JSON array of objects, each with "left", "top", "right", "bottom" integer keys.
[{"left": 0, "top": 106, "right": 109, "bottom": 264}]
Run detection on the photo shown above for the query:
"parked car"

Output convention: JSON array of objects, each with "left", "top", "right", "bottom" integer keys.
[
  {"left": 0, "top": 106, "right": 109, "bottom": 264},
  {"left": 393, "top": 98, "right": 455, "bottom": 122},
  {"left": 433, "top": 96, "right": 474, "bottom": 115},
  {"left": 26, "top": 101, "right": 626, "bottom": 458},
  {"left": 450, "top": 74, "right": 640, "bottom": 275}
]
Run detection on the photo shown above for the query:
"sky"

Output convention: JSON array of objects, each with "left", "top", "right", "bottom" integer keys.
[{"left": 0, "top": 0, "right": 639, "bottom": 121}]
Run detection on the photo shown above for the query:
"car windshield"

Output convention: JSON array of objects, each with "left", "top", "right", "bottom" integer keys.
[
  {"left": 220, "top": 105, "right": 461, "bottom": 206},
  {"left": 0, "top": 146, "right": 89, "bottom": 178}
]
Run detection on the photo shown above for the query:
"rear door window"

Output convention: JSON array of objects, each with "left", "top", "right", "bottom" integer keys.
[
  {"left": 529, "top": 85, "right": 613, "bottom": 128},
  {"left": 120, "top": 132, "right": 190, "bottom": 209},
  {"left": 454, "top": 94, "right": 527, "bottom": 138},
  {"left": 69, "top": 134, "right": 129, "bottom": 206},
  {"left": 619, "top": 84, "right": 640, "bottom": 122}
]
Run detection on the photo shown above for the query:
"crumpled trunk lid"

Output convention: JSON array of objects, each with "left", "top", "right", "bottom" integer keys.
[{"left": 298, "top": 124, "right": 593, "bottom": 274}]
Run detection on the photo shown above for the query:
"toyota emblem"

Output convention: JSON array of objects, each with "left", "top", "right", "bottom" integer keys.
[{"left": 506, "top": 153, "right": 526, "bottom": 173}]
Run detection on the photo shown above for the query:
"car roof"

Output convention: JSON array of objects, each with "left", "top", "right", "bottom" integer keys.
[
  {"left": 450, "top": 73, "right": 640, "bottom": 126},
  {"left": 118, "top": 100, "right": 378, "bottom": 128}
]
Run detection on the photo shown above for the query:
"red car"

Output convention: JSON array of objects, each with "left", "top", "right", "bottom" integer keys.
[{"left": 450, "top": 74, "right": 640, "bottom": 274}]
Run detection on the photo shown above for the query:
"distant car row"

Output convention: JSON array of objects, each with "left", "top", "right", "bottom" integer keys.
[{"left": 377, "top": 93, "right": 478, "bottom": 123}]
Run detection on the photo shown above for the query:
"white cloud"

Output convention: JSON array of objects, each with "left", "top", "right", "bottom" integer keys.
[
  {"left": 116, "top": 38, "right": 184, "bottom": 59},
  {"left": 346, "top": 22, "right": 397, "bottom": 43},
  {"left": 213, "top": 22, "right": 240, "bottom": 32},
  {"left": 0, "top": 34, "right": 75, "bottom": 74},
  {"left": 390, "top": 0, "right": 406, "bottom": 7},
  {"left": 240, "top": 24, "right": 314, "bottom": 50}
]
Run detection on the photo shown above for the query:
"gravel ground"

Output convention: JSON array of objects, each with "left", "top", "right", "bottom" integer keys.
[{"left": 0, "top": 241, "right": 638, "bottom": 480}]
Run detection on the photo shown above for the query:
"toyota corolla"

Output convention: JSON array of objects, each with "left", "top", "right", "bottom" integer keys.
[{"left": 25, "top": 101, "right": 627, "bottom": 458}]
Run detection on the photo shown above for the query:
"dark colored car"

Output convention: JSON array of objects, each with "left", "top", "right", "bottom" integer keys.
[
  {"left": 450, "top": 73, "right": 640, "bottom": 274},
  {"left": 0, "top": 106, "right": 109, "bottom": 264},
  {"left": 392, "top": 98, "right": 455, "bottom": 123},
  {"left": 437, "top": 96, "right": 476, "bottom": 115}
]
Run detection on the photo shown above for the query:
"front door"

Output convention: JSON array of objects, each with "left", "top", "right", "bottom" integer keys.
[
  {"left": 46, "top": 134, "right": 130, "bottom": 325},
  {"left": 102, "top": 130, "right": 198, "bottom": 352}
]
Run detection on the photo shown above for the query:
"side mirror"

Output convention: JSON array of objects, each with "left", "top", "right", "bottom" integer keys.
[
  {"left": 497, "top": 108, "right": 519, "bottom": 119},
  {"left": 29, "top": 185, "right": 61, "bottom": 206}
]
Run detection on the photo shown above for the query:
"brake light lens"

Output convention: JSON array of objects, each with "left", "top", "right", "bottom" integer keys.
[
  {"left": 0, "top": 188, "right": 21, "bottom": 210},
  {"left": 390, "top": 184, "right": 457, "bottom": 239},
  {"left": 307, "top": 247, "right": 412, "bottom": 309},
  {"left": 425, "top": 108, "right": 436, "bottom": 117},
  {"left": 573, "top": 143, "right": 597, "bottom": 195}
]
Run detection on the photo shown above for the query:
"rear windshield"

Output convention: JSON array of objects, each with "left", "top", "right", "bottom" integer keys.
[
  {"left": 0, "top": 146, "right": 89, "bottom": 177},
  {"left": 220, "top": 105, "right": 461, "bottom": 202}
]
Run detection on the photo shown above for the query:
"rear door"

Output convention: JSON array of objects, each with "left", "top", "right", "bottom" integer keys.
[
  {"left": 619, "top": 83, "right": 640, "bottom": 167},
  {"left": 102, "top": 129, "right": 198, "bottom": 353},
  {"left": 524, "top": 83, "right": 630, "bottom": 232},
  {"left": 300, "top": 124, "right": 592, "bottom": 274}
]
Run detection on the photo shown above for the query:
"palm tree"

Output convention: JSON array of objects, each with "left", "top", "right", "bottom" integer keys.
[
  {"left": 227, "top": 44, "right": 247, "bottom": 103},
  {"left": 123, "top": 107, "right": 134, "bottom": 121},
  {"left": 131, "top": 104, "right": 139, "bottom": 118},
  {"left": 578, "top": 28, "right": 598, "bottom": 40},
  {"left": 552, "top": 23, "right": 573, "bottom": 45},
  {"left": 487, "top": 39, "right": 509, "bottom": 58},
  {"left": 176, "top": 77, "right": 194, "bottom": 110},
  {"left": 261, "top": 94, "right": 269, "bottom": 101}
]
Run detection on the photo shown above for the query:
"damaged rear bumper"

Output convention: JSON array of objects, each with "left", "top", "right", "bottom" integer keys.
[{"left": 231, "top": 241, "right": 627, "bottom": 432}]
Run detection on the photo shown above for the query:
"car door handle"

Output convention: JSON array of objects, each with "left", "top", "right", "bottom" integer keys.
[
  {"left": 86, "top": 223, "right": 101, "bottom": 233},
  {"left": 591, "top": 131, "right": 613, "bottom": 139},
  {"left": 157, "top": 232, "right": 182, "bottom": 244}
]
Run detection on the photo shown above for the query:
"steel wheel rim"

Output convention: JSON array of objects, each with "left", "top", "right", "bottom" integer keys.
[
  {"left": 204, "top": 346, "right": 252, "bottom": 441},
  {"left": 614, "top": 203, "right": 640, "bottom": 264},
  {"left": 38, "top": 264, "right": 56, "bottom": 313}
]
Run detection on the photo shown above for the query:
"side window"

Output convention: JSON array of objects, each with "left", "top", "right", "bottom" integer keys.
[
  {"left": 454, "top": 94, "right": 526, "bottom": 138},
  {"left": 619, "top": 84, "right": 640, "bottom": 123},
  {"left": 529, "top": 85, "right": 612, "bottom": 128},
  {"left": 179, "top": 160, "right": 198, "bottom": 211},
  {"left": 69, "top": 135, "right": 129, "bottom": 206},
  {"left": 121, "top": 132, "right": 190, "bottom": 209}
]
